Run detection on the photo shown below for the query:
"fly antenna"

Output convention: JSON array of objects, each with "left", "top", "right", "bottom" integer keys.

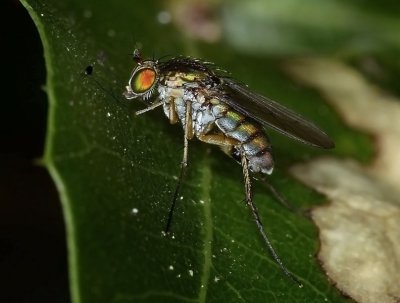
[{"left": 132, "top": 48, "right": 143, "bottom": 65}]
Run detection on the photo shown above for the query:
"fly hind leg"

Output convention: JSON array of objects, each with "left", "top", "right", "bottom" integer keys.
[
  {"left": 239, "top": 147, "right": 303, "bottom": 287},
  {"left": 197, "top": 133, "right": 238, "bottom": 146},
  {"left": 258, "top": 175, "right": 310, "bottom": 217}
]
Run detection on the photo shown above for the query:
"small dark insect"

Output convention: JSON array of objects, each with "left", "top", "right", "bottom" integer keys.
[
  {"left": 124, "top": 49, "right": 334, "bottom": 286},
  {"left": 85, "top": 65, "right": 94, "bottom": 76}
]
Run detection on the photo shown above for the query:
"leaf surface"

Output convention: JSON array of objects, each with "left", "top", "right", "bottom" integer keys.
[{"left": 21, "top": 0, "right": 375, "bottom": 302}]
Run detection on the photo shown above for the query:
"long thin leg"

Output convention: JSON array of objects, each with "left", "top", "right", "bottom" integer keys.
[
  {"left": 135, "top": 100, "right": 164, "bottom": 116},
  {"left": 240, "top": 147, "right": 303, "bottom": 287},
  {"left": 262, "top": 178, "right": 296, "bottom": 210},
  {"left": 258, "top": 175, "right": 310, "bottom": 218},
  {"left": 164, "top": 102, "right": 191, "bottom": 233}
]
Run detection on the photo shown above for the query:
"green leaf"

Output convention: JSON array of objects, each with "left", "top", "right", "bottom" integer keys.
[
  {"left": 223, "top": 0, "right": 400, "bottom": 55},
  {"left": 21, "top": 0, "right": 375, "bottom": 302}
]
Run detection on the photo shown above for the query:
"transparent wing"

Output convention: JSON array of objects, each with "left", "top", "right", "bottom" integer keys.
[{"left": 217, "top": 78, "right": 334, "bottom": 149}]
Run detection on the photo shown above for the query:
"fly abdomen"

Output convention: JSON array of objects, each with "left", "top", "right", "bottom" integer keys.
[
  {"left": 216, "top": 110, "right": 274, "bottom": 174},
  {"left": 215, "top": 110, "right": 244, "bottom": 133},
  {"left": 242, "top": 134, "right": 269, "bottom": 156}
]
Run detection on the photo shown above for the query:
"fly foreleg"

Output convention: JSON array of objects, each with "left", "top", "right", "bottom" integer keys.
[
  {"left": 168, "top": 97, "right": 179, "bottom": 124},
  {"left": 164, "top": 101, "right": 192, "bottom": 234},
  {"left": 135, "top": 99, "right": 164, "bottom": 116}
]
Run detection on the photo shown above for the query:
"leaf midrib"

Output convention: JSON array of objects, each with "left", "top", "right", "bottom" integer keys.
[{"left": 198, "top": 154, "right": 213, "bottom": 303}]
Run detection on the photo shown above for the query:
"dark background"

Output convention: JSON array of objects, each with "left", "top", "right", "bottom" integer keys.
[{"left": 1, "top": 1, "right": 69, "bottom": 302}]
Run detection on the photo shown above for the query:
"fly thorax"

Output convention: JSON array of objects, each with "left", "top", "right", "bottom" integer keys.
[
  {"left": 163, "top": 73, "right": 185, "bottom": 88},
  {"left": 182, "top": 88, "right": 198, "bottom": 104},
  {"left": 158, "top": 84, "right": 168, "bottom": 101},
  {"left": 158, "top": 83, "right": 185, "bottom": 101},
  {"left": 174, "top": 98, "right": 187, "bottom": 122}
]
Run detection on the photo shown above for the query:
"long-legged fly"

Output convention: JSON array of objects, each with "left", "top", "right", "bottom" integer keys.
[{"left": 123, "top": 49, "right": 334, "bottom": 286}]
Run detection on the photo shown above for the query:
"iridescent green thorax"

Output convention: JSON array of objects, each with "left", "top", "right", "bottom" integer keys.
[
  {"left": 160, "top": 71, "right": 204, "bottom": 87},
  {"left": 159, "top": 69, "right": 219, "bottom": 92}
]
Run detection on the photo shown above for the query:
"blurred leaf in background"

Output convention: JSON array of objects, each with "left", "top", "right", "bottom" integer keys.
[
  {"left": 10, "top": 0, "right": 400, "bottom": 302},
  {"left": 222, "top": 0, "right": 400, "bottom": 55}
]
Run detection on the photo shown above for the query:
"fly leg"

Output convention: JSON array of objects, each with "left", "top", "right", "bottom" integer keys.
[
  {"left": 257, "top": 175, "right": 309, "bottom": 217},
  {"left": 197, "top": 133, "right": 238, "bottom": 146},
  {"left": 164, "top": 101, "right": 192, "bottom": 233},
  {"left": 135, "top": 100, "right": 164, "bottom": 116},
  {"left": 168, "top": 97, "right": 179, "bottom": 124},
  {"left": 135, "top": 96, "right": 179, "bottom": 119},
  {"left": 239, "top": 147, "right": 303, "bottom": 287},
  {"left": 256, "top": 175, "right": 311, "bottom": 218}
]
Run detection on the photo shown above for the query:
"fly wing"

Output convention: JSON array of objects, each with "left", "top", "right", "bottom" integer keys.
[{"left": 217, "top": 78, "right": 335, "bottom": 149}]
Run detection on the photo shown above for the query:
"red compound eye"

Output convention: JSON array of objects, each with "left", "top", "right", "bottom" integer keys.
[{"left": 132, "top": 68, "right": 156, "bottom": 93}]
